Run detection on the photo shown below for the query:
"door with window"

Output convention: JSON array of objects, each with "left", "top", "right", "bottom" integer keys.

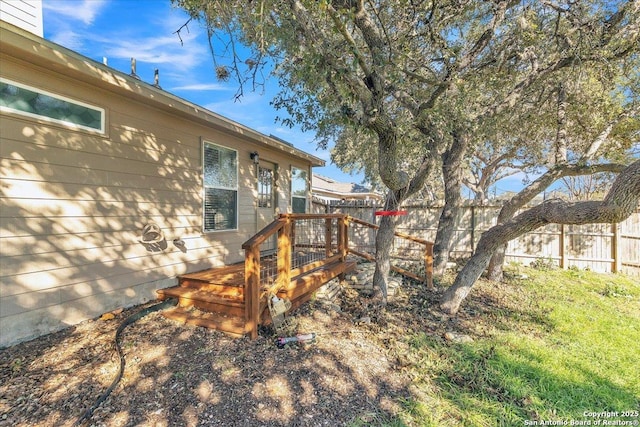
[{"left": 257, "top": 161, "right": 277, "bottom": 252}]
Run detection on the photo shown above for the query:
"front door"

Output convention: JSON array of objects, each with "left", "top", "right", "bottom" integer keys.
[{"left": 257, "top": 161, "right": 277, "bottom": 253}]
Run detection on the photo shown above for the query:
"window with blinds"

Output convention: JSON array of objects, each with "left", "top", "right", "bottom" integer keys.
[
  {"left": 203, "top": 142, "right": 238, "bottom": 231},
  {"left": 291, "top": 167, "right": 308, "bottom": 213}
]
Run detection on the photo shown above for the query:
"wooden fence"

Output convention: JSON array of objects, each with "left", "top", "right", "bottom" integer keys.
[{"left": 312, "top": 199, "right": 640, "bottom": 277}]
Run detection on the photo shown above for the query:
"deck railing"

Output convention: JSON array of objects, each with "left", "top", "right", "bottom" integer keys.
[
  {"left": 346, "top": 217, "right": 434, "bottom": 288},
  {"left": 241, "top": 213, "right": 432, "bottom": 339},
  {"left": 241, "top": 214, "right": 347, "bottom": 339}
]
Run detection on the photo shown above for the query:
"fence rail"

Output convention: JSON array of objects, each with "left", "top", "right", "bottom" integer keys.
[{"left": 314, "top": 199, "right": 640, "bottom": 277}]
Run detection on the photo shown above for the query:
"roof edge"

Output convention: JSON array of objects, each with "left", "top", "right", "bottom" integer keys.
[{"left": 0, "top": 20, "right": 325, "bottom": 167}]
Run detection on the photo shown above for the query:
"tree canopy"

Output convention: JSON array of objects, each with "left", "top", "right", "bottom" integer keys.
[{"left": 175, "top": 0, "right": 640, "bottom": 309}]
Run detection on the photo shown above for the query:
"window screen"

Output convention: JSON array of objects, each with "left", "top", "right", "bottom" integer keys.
[
  {"left": 291, "top": 167, "right": 308, "bottom": 213},
  {"left": 203, "top": 142, "right": 237, "bottom": 231}
]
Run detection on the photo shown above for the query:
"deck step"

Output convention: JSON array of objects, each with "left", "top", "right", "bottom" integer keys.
[
  {"left": 157, "top": 286, "right": 245, "bottom": 317},
  {"left": 179, "top": 264, "right": 245, "bottom": 289},
  {"left": 178, "top": 281, "right": 244, "bottom": 298},
  {"left": 281, "top": 260, "right": 357, "bottom": 301},
  {"left": 161, "top": 307, "right": 245, "bottom": 337}
]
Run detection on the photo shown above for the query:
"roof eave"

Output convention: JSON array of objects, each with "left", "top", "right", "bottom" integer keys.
[{"left": 0, "top": 21, "right": 325, "bottom": 167}]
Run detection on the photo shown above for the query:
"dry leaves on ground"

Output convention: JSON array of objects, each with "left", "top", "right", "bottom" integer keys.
[{"left": 1, "top": 274, "right": 490, "bottom": 427}]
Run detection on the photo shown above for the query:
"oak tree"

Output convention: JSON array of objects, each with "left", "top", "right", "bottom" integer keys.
[{"left": 175, "top": 0, "right": 639, "bottom": 308}]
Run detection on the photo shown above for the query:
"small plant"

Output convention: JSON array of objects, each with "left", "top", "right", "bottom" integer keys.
[
  {"left": 507, "top": 261, "right": 524, "bottom": 272},
  {"left": 601, "top": 282, "right": 631, "bottom": 298},
  {"left": 529, "top": 257, "right": 556, "bottom": 271},
  {"left": 567, "top": 265, "right": 586, "bottom": 280},
  {"left": 10, "top": 357, "right": 23, "bottom": 373}
]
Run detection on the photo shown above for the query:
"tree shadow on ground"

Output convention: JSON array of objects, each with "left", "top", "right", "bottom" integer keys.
[{"left": 0, "top": 297, "right": 413, "bottom": 427}]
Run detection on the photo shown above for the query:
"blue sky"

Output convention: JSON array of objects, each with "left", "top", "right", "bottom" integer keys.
[
  {"left": 39, "top": 0, "right": 554, "bottom": 197},
  {"left": 41, "top": 0, "right": 363, "bottom": 184}
]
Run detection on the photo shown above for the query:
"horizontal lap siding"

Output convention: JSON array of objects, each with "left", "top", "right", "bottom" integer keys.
[{"left": 0, "top": 57, "right": 298, "bottom": 346}]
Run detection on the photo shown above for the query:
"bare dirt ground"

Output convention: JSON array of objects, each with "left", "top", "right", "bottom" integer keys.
[{"left": 0, "top": 271, "right": 485, "bottom": 427}]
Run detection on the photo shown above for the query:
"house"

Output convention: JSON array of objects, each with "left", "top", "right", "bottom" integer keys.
[
  {"left": 0, "top": 20, "right": 324, "bottom": 347},
  {"left": 312, "top": 174, "right": 382, "bottom": 202}
]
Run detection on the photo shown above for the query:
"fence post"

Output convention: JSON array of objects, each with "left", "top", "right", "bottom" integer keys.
[
  {"left": 612, "top": 222, "right": 621, "bottom": 273},
  {"left": 325, "top": 218, "right": 333, "bottom": 256},
  {"left": 338, "top": 215, "right": 348, "bottom": 261},
  {"left": 560, "top": 224, "right": 567, "bottom": 269},
  {"left": 425, "top": 242, "right": 434, "bottom": 289}
]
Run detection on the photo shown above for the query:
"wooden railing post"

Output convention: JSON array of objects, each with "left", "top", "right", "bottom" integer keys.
[
  {"left": 277, "top": 217, "right": 292, "bottom": 291},
  {"left": 338, "top": 216, "right": 348, "bottom": 262},
  {"left": 325, "top": 218, "right": 333, "bottom": 257},
  {"left": 425, "top": 242, "right": 434, "bottom": 289},
  {"left": 244, "top": 245, "right": 260, "bottom": 339},
  {"left": 337, "top": 215, "right": 348, "bottom": 281}
]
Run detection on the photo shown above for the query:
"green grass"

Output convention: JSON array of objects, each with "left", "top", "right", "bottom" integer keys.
[{"left": 397, "top": 267, "right": 640, "bottom": 427}]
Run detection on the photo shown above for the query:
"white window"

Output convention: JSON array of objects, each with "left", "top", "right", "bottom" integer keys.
[
  {"left": 203, "top": 141, "right": 238, "bottom": 231},
  {"left": 0, "top": 78, "right": 105, "bottom": 133},
  {"left": 291, "top": 167, "right": 308, "bottom": 213}
]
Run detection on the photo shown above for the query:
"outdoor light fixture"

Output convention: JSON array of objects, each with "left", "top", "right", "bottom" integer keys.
[{"left": 250, "top": 151, "right": 260, "bottom": 164}]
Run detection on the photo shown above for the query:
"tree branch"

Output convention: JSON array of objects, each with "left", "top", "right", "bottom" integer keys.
[{"left": 441, "top": 159, "right": 640, "bottom": 314}]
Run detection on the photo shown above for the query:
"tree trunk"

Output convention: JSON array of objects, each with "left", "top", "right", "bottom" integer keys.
[
  {"left": 372, "top": 191, "right": 403, "bottom": 302},
  {"left": 441, "top": 159, "right": 640, "bottom": 315},
  {"left": 370, "top": 150, "right": 434, "bottom": 301},
  {"left": 486, "top": 243, "right": 507, "bottom": 281},
  {"left": 433, "top": 131, "right": 468, "bottom": 276},
  {"left": 485, "top": 162, "right": 628, "bottom": 281}
]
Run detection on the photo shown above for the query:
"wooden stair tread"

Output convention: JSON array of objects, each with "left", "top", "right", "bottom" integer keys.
[
  {"left": 178, "top": 281, "right": 244, "bottom": 297},
  {"left": 179, "top": 263, "right": 244, "bottom": 281},
  {"left": 162, "top": 307, "right": 245, "bottom": 337},
  {"left": 180, "top": 273, "right": 244, "bottom": 286},
  {"left": 157, "top": 286, "right": 244, "bottom": 307}
]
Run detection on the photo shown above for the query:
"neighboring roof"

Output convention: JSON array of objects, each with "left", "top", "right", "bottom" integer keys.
[
  {"left": 0, "top": 21, "right": 325, "bottom": 167},
  {"left": 312, "top": 174, "right": 382, "bottom": 200}
]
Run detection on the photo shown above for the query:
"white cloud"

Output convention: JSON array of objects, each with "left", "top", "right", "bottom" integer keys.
[
  {"left": 47, "top": 29, "right": 84, "bottom": 51},
  {"left": 105, "top": 35, "right": 204, "bottom": 70},
  {"left": 43, "top": 1, "right": 207, "bottom": 72},
  {"left": 170, "top": 83, "right": 232, "bottom": 91},
  {"left": 43, "top": 0, "right": 106, "bottom": 25}
]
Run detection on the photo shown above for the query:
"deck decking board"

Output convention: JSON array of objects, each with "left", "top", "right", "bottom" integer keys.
[
  {"left": 155, "top": 213, "right": 432, "bottom": 339},
  {"left": 157, "top": 255, "right": 353, "bottom": 337}
]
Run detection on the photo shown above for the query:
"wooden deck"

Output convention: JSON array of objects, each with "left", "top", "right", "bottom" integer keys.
[
  {"left": 157, "top": 257, "right": 356, "bottom": 337},
  {"left": 155, "top": 213, "right": 433, "bottom": 339}
]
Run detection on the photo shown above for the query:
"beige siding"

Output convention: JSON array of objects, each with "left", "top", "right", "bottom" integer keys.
[{"left": 0, "top": 49, "right": 316, "bottom": 346}]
